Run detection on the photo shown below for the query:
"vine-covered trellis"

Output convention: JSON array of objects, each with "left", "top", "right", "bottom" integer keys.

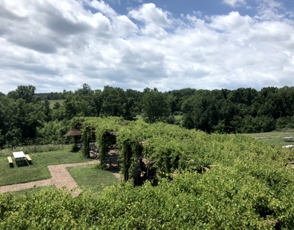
[{"left": 76, "top": 116, "right": 288, "bottom": 184}]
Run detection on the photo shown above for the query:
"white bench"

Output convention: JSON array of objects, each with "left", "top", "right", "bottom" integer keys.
[
  {"left": 7, "top": 156, "right": 13, "bottom": 164},
  {"left": 25, "top": 154, "right": 32, "bottom": 161}
]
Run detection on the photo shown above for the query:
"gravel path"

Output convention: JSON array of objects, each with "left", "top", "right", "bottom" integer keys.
[{"left": 0, "top": 160, "right": 120, "bottom": 196}]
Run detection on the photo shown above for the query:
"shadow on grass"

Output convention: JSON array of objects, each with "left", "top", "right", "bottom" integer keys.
[
  {"left": 107, "top": 165, "right": 120, "bottom": 174},
  {"left": 16, "top": 160, "right": 30, "bottom": 167}
]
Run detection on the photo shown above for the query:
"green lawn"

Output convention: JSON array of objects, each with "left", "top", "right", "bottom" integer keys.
[
  {"left": 8, "top": 186, "right": 56, "bottom": 197},
  {"left": 0, "top": 148, "right": 91, "bottom": 186},
  {"left": 244, "top": 130, "right": 294, "bottom": 147},
  {"left": 68, "top": 164, "right": 119, "bottom": 195}
]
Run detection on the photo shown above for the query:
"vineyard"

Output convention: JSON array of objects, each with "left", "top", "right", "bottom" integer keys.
[{"left": 1, "top": 117, "right": 294, "bottom": 229}]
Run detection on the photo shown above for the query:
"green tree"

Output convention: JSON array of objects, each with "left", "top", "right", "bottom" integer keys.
[
  {"left": 7, "top": 85, "right": 36, "bottom": 103},
  {"left": 101, "top": 86, "right": 133, "bottom": 120},
  {"left": 62, "top": 84, "right": 98, "bottom": 119},
  {"left": 182, "top": 90, "right": 219, "bottom": 133},
  {"left": 142, "top": 88, "right": 170, "bottom": 123}
]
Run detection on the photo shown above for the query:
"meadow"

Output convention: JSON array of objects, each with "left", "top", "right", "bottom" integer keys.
[
  {"left": 48, "top": 99, "right": 64, "bottom": 108},
  {"left": 245, "top": 129, "right": 294, "bottom": 147}
]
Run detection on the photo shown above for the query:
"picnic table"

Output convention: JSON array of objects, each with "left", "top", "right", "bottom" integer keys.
[{"left": 13, "top": 151, "right": 27, "bottom": 165}]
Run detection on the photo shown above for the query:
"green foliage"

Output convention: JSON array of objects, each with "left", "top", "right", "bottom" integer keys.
[
  {"left": 37, "top": 120, "right": 70, "bottom": 144},
  {"left": 276, "top": 116, "right": 294, "bottom": 130},
  {"left": 142, "top": 88, "right": 170, "bottom": 123},
  {"left": 182, "top": 86, "right": 294, "bottom": 134},
  {"left": 182, "top": 90, "right": 219, "bottom": 133},
  {"left": 1, "top": 118, "right": 294, "bottom": 228},
  {"left": 7, "top": 85, "right": 36, "bottom": 103},
  {"left": 1, "top": 159, "right": 294, "bottom": 229},
  {"left": 78, "top": 117, "right": 290, "bottom": 183},
  {"left": 2, "top": 84, "right": 294, "bottom": 149},
  {"left": 101, "top": 86, "right": 133, "bottom": 120}
]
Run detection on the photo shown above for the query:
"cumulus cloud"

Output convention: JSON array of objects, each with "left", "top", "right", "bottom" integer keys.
[
  {"left": 222, "top": 0, "right": 246, "bottom": 7},
  {"left": 256, "top": 0, "right": 284, "bottom": 20},
  {"left": 0, "top": 0, "right": 293, "bottom": 94},
  {"left": 128, "top": 3, "right": 171, "bottom": 27}
]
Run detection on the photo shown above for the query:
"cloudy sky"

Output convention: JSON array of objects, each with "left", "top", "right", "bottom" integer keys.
[{"left": 0, "top": 0, "right": 294, "bottom": 94}]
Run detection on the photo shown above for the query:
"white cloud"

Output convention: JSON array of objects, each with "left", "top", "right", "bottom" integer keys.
[
  {"left": 222, "top": 0, "right": 246, "bottom": 7},
  {"left": 0, "top": 0, "right": 293, "bottom": 94},
  {"left": 210, "top": 11, "right": 253, "bottom": 31},
  {"left": 88, "top": 0, "right": 117, "bottom": 17},
  {"left": 128, "top": 3, "right": 171, "bottom": 27},
  {"left": 256, "top": 0, "right": 283, "bottom": 20}
]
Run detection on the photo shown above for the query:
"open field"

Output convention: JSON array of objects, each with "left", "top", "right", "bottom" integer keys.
[
  {"left": 68, "top": 164, "right": 119, "bottom": 195},
  {"left": 48, "top": 99, "right": 65, "bottom": 108},
  {"left": 0, "top": 148, "right": 91, "bottom": 186},
  {"left": 244, "top": 130, "right": 294, "bottom": 147}
]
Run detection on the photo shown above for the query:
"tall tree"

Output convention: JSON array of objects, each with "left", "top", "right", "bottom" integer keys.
[
  {"left": 101, "top": 86, "right": 133, "bottom": 119},
  {"left": 7, "top": 85, "right": 36, "bottom": 103},
  {"left": 142, "top": 88, "right": 170, "bottom": 123},
  {"left": 182, "top": 90, "right": 219, "bottom": 133}
]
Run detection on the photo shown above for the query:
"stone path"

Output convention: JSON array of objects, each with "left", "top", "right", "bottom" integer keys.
[{"left": 0, "top": 160, "right": 120, "bottom": 196}]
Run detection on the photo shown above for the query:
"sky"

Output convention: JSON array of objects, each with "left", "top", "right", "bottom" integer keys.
[{"left": 0, "top": 0, "right": 294, "bottom": 94}]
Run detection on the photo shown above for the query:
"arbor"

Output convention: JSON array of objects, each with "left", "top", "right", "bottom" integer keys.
[{"left": 142, "top": 88, "right": 170, "bottom": 123}]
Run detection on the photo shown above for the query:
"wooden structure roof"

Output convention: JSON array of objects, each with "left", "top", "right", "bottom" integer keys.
[{"left": 64, "top": 129, "right": 81, "bottom": 137}]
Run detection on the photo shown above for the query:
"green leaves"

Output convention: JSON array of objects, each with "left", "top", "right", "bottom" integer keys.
[
  {"left": 6, "top": 117, "right": 289, "bottom": 229},
  {"left": 142, "top": 89, "right": 170, "bottom": 123}
]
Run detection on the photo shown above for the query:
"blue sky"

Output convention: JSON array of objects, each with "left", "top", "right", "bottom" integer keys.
[
  {"left": 0, "top": 0, "right": 293, "bottom": 94},
  {"left": 105, "top": 0, "right": 256, "bottom": 17}
]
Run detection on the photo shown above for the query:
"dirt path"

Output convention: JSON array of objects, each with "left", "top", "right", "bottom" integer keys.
[{"left": 0, "top": 160, "right": 120, "bottom": 196}]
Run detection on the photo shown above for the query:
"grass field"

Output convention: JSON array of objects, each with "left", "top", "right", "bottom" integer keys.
[
  {"left": 0, "top": 148, "right": 90, "bottom": 186},
  {"left": 49, "top": 99, "right": 65, "bottom": 108},
  {"left": 9, "top": 186, "right": 56, "bottom": 197},
  {"left": 68, "top": 164, "right": 119, "bottom": 195},
  {"left": 245, "top": 130, "right": 294, "bottom": 147}
]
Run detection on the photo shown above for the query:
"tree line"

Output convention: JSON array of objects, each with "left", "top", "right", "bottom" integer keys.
[{"left": 0, "top": 84, "right": 293, "bottom": 148}]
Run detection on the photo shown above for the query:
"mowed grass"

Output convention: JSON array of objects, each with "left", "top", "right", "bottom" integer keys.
[
  {"left": 8, "top": 186, "right": 56, "bottom": 197},
  {"left": 0, "top": 148, "right": 91, "bottom": 186},
  {"left": 68, "top": 164, "right": 119, "bottom": 195},
  {"left": 245, "top": 130, "right": 294, "bottom": 147}
]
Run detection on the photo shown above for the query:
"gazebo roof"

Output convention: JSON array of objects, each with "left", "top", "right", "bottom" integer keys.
[{"left": 64, "top": 129, "right": 81, "bottom": 137}]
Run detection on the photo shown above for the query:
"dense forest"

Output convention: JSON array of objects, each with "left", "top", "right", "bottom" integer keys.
[{"left": 0, "top": 84, "right": 294, "bottom": 148}]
